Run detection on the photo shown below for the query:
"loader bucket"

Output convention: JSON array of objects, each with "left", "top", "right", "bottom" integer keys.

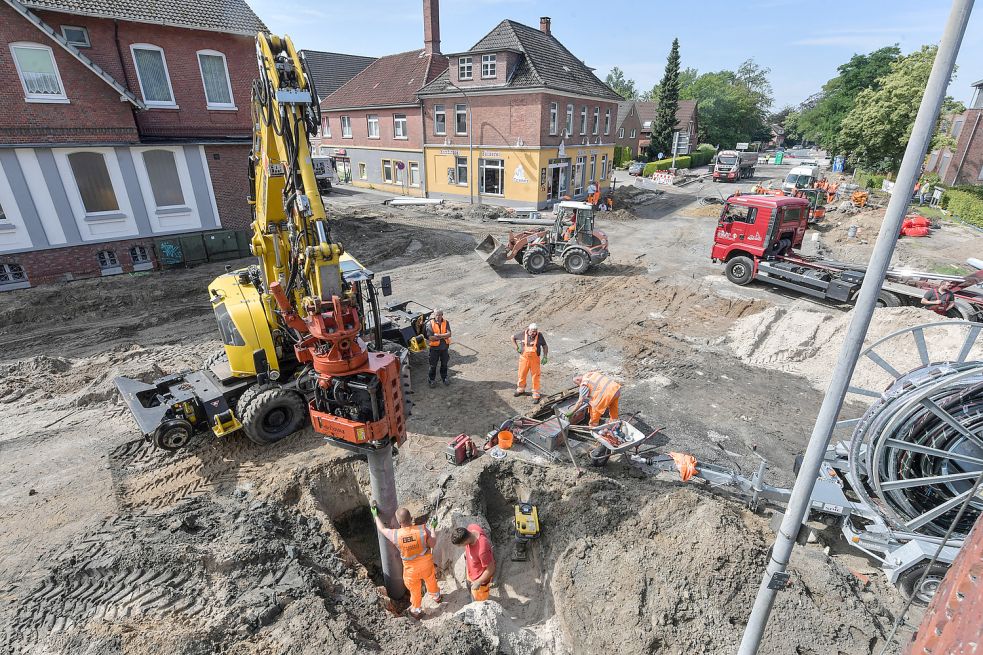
[{"left": 475, "top": 234, "right": 509, "bottom": 266}]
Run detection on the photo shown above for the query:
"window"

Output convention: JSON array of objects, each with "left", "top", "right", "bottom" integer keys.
[
  {"left": 341, "top": 115, "right": 352, "bottom": 138},
  {"left": 434, "top": 104, "right": 446, "bottom": 135},
  {"left": 68, "top": 152, "right": 118, "bottom": 214},
  {"left": 618, "top": 127, "right": 625, "bottom": 138},
  {"left": 10, "top": 43, "right": 67, "bottom": 102},
  {"left": 0, "top": 263, "right": 28, "bottom": 288},
  {"left": 196, "top": 50, "right": 234, "bottom": 109},
  {"left": 600, "top": 155, "right": 608, "bottom": 181},
  {"left": 780, "top": 207, "right": 802, "bottom": 224},
  {"left": 724, "top": 206, "right": 758, "bottom": 224},
  {"left": 565, "top": 104, "right": 574, "bottom": 135},
  {"left": 574, "top": 156, "right": 586, "bottom": 195},
  {"left": 321, "top": 117, "right": 331, "bottom": 138},
  {"left": 459, "top": 56, "right": 473, "bottom": 80},
  {"left": 455, "top": 104, "right": 467, "bottom": 135},
  {"left": 131, "top": 44, "right": 175, "bottom": 107},
  {"left": 481, "top": 54, "right": 497, "bottom": 78},
  {"left": 142, "top": 149, "right": 185, "bottom": 209},
  {"left": 394, "top": 114, "right": 408, "bottom": 139},
  {"left": 358, "top": 162, "right": 367, "bottom": 179},
  {"left": 479, "top": 159, "right": 504, "bottom": 195},
  {"left": 549, "top": 103, "right": 558, "bottom": 135},
  {"left": 382, "top": 159, "right": 394, "bottom": 183},
  {"left": 61, "top": 26, "right": 90, "bottom": 48},
  {"left": 394, "top": 161, "right": 404, "bottom": 185},
  {"left": 367, "top": 115, "right": 380, "bottom": 139},
  {"left": 952, "top": 119, "right": 965, "bottom": 139},
  {"left": 590, "top": 155, "right": 596, "bottom": 184},
  {"left": 580, "top": 106, "right": 587, "bottom": 135},
  {"left": 630, "top": 129, "right": 637, "bottom": 139},
  {"left": 409, "top": 161, "right": 420, "bottom": 187},
  {"left": 456, "top": 157, "right": 468, "bottom": 186},
  {"left": 97, "top": 250, "right": 119, "bottom": 270},
  {"left": 604, "top": 109, "right": 611, "bottom": 135},
  {"left": 130, "top": 245, "right": 151, "bottom": 264},
  {"left": 592, "top": 108, "right": 600, "bottom": 135}
]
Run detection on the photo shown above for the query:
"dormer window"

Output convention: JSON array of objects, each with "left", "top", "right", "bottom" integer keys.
[
  {"left": 481, "top": 54, "right": 497, "bottom": 79},
  {"left": 459, "top": 56, "right": 473, "bottom": 81}
]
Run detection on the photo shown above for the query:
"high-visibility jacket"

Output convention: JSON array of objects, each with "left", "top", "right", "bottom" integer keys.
[
  {"left": 428, "top": 319, "right": 451, "bottom": 348},
  {"left": 395, "top": 524, "right": 431, "bottom": 561},
  {"left": 581, "top": 371, "right": 621, "bottom": 410}
]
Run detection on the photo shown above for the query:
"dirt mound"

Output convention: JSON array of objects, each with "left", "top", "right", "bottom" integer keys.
[
  {"left": 612, "top": 184, "right": 663, "bottom": 211},
  {"left": 728, "top": 305, "right": 980, "bottom": 393}
]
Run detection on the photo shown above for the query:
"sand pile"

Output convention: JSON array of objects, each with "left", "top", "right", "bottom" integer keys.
[{"left": 728, "top": 305, "right": 979, "bottom": 393}]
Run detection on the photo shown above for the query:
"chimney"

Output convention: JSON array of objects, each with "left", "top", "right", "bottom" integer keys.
[
  {"left": 423, "top": 0, "right": 441, "bottom": 55},
  {"left": 539, "top": 16, "right": 551, "bottom": 36}
]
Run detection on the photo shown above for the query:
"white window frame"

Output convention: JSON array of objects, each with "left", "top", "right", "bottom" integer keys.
[
  {"left": 341, "top": 115, "right": 352, "bottom": 138},
  {"left": 129, "top": 245, "right": 153, "bottom": 271},
  {"left": 604, "top": 109, "right": 611, "bottom": 135},
  {"left": 382, "top": 159, "right": 394, "bottom": 184},
  {"left": 434, "top": 104, "right": 446, "bottom": 135},
  {"left": 393, "top": 113, "right": 408, "bottom": 139},
  {"left": 53, "top": 147, "right": 136, "bottom": 238},
  {"left": 455, "top": 104, "right": 468, "bottom": 135},
  {"left": 590, "top": 155, "right": 597, "bottom": 184},
  {"left": 196, "top": 49, "right": 236, "bottom": 110},
  {"left": 321, "top": 117, "right": 331, "bottom": 138},
  {"left": 549, "top": 102, "right": 558, "bottom": 136},
  {"left": 580, "top": 106, "right": 587, "bottom": 135},
  {"left": 565, "top": 104, "right": 574, "bottom": 136},
  {"left": 481, "top": 54, "right": 497, "bottom": 79},
  {"left": 601, "top": 155, "right": 608, "bottom": 181},
  {"left": 630, "top": 128, "right": 636, "bottom": 139},
  {"left": 367, "top": 114, "right": 380, "bottom": 139},
  {"left": 456, "top": 156, "right": 468, "bottom": 186},
  {"left": 60, "top": 26, "right": 90, "bottom": 48},
  {"left": 9, "top": 42, "right": 68, "bottom": 104},
  {"left": 132, "top": 146, "right": 201, "bottom": 232},
  {"left": 459, "top": 56, "right": 473, "bottom": 81},
  {"left": 592, "top": 107, "right": 600, "bottom": 135},
  {"left": 358, "top": 162, "right": 367, "bottom": 179},
  {"left": 409, "top": 161, "right": 421, "bottom": 187},
  {"left": 479, "top": 158, "right": 505, "bottom": 196},
  {"left": 97, "top": 249, "right": 122, "bottom": 275},
  {"left": 574, "top": 156, "right": 586, "bottom": 195},
  {"left": 0, "top": 263, "right": 30, "bottom": 290},
  {"left": 130, "top": 44, "right": 177, "bottom": 108}
]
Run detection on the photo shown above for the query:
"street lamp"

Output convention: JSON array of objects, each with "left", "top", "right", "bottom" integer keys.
[{"left": 446, "top": 81, "right": 474, "bottom": 205}]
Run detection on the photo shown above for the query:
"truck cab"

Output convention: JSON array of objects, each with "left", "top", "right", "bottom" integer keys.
[{"left": 711, "top": 195, "right": 810, "bottom": 265}]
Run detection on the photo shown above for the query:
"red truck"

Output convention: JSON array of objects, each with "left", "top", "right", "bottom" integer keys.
[{"left": 710, "top": 194, "right": 983, "bottom": 320}]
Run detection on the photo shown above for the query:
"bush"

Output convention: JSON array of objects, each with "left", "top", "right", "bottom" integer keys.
[
  {"left": 613, "top": 146, "right": 633, "bottom": 168},
  {"left": 697, "top": 143, "right": 716, "bottom": 154},
  {"left": 642, "top": 160, "right": 671, "bottom": 176},
  {"left": 854, "top": 170, "right": 888, "bottom": 190},
  {"left": 946, "top": 190, "right": 983, "bottom": 228}
]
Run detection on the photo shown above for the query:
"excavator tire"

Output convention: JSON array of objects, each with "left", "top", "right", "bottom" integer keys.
[
  {"left": 204, "top": 348, "right": 228, "bottom": 369},
  {"left": 522, "top": 246, "right": 550, "bottom": 274},
  {"left": 238, "top": 383, "right": 307, "bottom": 446},
  {"left": 562, "top": 248, "right": 591, "bottom": 275}
]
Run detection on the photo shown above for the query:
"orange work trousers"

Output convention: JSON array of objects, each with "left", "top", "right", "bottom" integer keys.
[
  {"left": 403, "top": 554, "right": 440, "bottom": 610},
  {"left": 589, "top": 396, "right": 620, "bottom": 426},
  {"left": 517, "top": 352, "right": 541, "bottom": 397},
  {"left": 469, "top": 578, "right": 491, "bottom": 601}
]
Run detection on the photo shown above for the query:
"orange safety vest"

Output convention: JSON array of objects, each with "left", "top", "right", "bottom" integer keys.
[
  {"left": 581, "top": 371, "right": 621, "bottom": 410},
  {"left": 428, "top": 319, "right": 451, "bottom": 348},
  {"left": 395, "top": 524, "right": 431, "bottom": 561}
]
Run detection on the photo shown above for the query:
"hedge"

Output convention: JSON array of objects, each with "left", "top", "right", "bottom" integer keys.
[
  {"left": 641, "top": 154, "right": 703, "bottom": 177},
  {"left": 945, "top": 190, "right": 983, "bottom": 228}
]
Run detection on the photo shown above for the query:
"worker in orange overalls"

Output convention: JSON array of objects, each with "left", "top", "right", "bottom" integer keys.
[
  {"left": 512, "top": 323, "right": 548, "bottom": 404},
  {"left": 372, "top": 503, "right": 442, "bottom": 619},
  {"left": 569, "top": 371, "right": 621, "bottom": 426},
  {"left": 425, "top": 309, "right": 452, "bottom": 387}
]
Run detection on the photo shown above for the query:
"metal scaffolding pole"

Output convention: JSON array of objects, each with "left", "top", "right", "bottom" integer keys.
[
  {"left": 737, "top": 1, "right": 975, "bottom": 652},
  {"left": 366, "top": 444, "right": 405, "bottom": 600}
]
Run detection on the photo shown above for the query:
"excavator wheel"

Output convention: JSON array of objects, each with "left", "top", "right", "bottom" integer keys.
[
  {"left": 204, "top": 348, "right": 228, "bottom": 369},
  {"left": 562, "top": 248, "right": 591, "bottom": 275},
  {"left": 153, "top": 418, "right": 194, "bottom": 451},
  {"left": 522, "top": 246, "right": 550, "bottom": 274},
  {"left": 238, "top": 383, "right": 307, "bottom": 446}
]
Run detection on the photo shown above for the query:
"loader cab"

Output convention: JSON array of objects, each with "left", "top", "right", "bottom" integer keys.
[
  {"left": 711, "top": 195, "right": 811, "bottom": 262},
  {"left": 554, "top": 201, "right": 595, "bottom": 244}
]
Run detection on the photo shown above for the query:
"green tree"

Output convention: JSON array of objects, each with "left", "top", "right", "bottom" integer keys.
[
  {"left": 838, "top": 45, "right": 938, "bottom": 172},
  {"left": 605, "top": 67, "right": 637, "bottom": 100},
  {"left": 643, "top": 67, "right": 697, "bottom": 102},
  {"left": 648, "top": 38, "right": 681, "bottom": 159},
  {"left": 680, "top": 60, "right": 773, "bottom": 147}
]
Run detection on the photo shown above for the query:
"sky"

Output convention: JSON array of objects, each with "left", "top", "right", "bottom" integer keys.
[{"left": 249, "top": 0, "right": 983, "bottom": 110}]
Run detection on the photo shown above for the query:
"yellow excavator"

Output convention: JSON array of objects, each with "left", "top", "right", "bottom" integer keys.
[{"left": 116, "top": 34, "right": 420, "bottom": 454}]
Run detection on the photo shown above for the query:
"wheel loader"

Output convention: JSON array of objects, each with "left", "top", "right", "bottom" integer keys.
[{"left": 475, "top": 201, "right": 609, "bottom": 275}]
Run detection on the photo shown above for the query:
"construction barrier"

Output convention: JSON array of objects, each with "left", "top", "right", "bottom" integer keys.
[{"left": 651, "top": 171, "right": 676, "bottom": 186}]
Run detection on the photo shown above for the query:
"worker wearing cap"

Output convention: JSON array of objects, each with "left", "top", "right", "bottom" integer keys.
[
  {"left": 425, "top": 309, "right": 452, "bottom": 387},
  {"left": 512, "top": 323, "right": 548, "bottom": 404},
  {"left": 451, "top": 525, "right": 495, "bottom": 602},
  {"left": 372, "top": 503, "right": 442, "bottom": 618},
  {"left": 569, "top": 371, "right": 621, "bottom": 426},
  {"left": 921, "top": 281, "right": 955, "bottom": 316}
]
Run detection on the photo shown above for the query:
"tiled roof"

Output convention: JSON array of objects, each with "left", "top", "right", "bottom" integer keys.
[
  {"left": 617, "top": 101, "right": 633, "bottom": 122},
  {"left": 300, "top": 50, "right": 376, "bottom": 99},
  {"left": 419, "top": 20, "right": 621, "bottom": 101},
  {"left": 632, "top": 100, "right": 698, "bottom": 131},
  {"left": 321, "top": 49, "right": 447, "bottom": 110},
  {"left": 21, "top": 0, "right": 267, "bottom": 36}
]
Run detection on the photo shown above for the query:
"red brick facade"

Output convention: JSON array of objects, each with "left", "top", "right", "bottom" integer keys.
[
  {"left": 943, "top": 109, "right": 983, "bottom": 186},
  {"left": 205, "top": 144, "right": 252, "bottom": 230},
  {"left": 0, "top": 237, "right": 157, "bottom": 285},
  {"left": 321, "top": 106, "right": 424, "bottom": 150}
]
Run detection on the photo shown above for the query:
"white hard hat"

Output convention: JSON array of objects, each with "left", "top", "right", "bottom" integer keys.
[{"left": 528, "top": 323, "right": 538, "bottom": 331}]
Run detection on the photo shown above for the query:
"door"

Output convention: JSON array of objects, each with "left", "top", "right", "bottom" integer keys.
[
  {"left": 548, "top": 168, "right": 561, "bottom": 201},
  {"left": 715, "top": 203, "right": 762, "bottom": 255},
  {"left": 336, "top": 158, "right": 351, "bottom": 183}
]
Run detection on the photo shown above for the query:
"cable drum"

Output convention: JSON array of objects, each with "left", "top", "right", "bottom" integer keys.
[{"left": 845, "top": 328, "right": 983, "bottom": 541}]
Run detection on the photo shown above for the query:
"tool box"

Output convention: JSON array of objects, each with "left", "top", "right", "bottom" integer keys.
[{"left": 446, "top": 433, "right": 478, "bottom": 465}]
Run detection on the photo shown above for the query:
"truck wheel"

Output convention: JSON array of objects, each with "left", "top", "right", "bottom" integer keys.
[
  {"left": 563, "top": 249, "right": 591, "bottom": 275},
  {"left": 876, "top": 290, "right": 902, "bottom": 308},
  {"left": 948, "top": 299, "right": 979, "bottom": 322},
  {"left": 897, "top": 562, "right": 949, "bottom": 606},
  {"left": 725, "top": 256, "right": 754, "bottom": 285},
  {"left": 154, "top": 418, "right": 194, "bottom": 451},
  {"left": 522, "top": 247, "right": 550, "bottom": 274},
  {"left": 238, "top": 384, "right": 307, "bottom": 446}
]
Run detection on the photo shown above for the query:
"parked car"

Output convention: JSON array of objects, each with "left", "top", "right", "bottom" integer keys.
[{"left": 627, "top": 162, "right": 644, "bottom": 176}]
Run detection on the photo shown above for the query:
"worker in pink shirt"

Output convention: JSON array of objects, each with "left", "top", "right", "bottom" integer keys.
[{"left": 451, "top": 524, "right": 495, "bottom": 601}]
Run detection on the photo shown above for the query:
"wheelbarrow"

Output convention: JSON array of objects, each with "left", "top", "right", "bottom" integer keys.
[
  {"left": 475, "top": 235, "right": 509, "bottom": 266},
  {"left": 561, "top": 414, "right": 663, "bottom": 467}
]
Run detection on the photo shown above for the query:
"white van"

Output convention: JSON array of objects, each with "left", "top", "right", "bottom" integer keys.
[{"left": 782, "top": 165, "right": 820, "bottom": 194}]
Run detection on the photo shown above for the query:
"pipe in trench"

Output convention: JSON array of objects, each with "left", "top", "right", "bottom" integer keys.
[{"left": 366, "top": 444, "right": 405, "bottom": 600}]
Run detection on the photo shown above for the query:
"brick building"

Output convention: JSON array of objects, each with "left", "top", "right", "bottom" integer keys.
[
  {"left": 419, "top": 16, "right": 622, "bottom": 208},
  {"left": 300, "top": 49, "right": 375, "bottom": 157},
  {"left": 615, "top": 99, "right": 699, "bottom": 159},
  {"left": 0, "top": 0, "right": 265, "bottom": 289},
  {"left": 927, "top": 79, "right": 983, "bottom": 186}
]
